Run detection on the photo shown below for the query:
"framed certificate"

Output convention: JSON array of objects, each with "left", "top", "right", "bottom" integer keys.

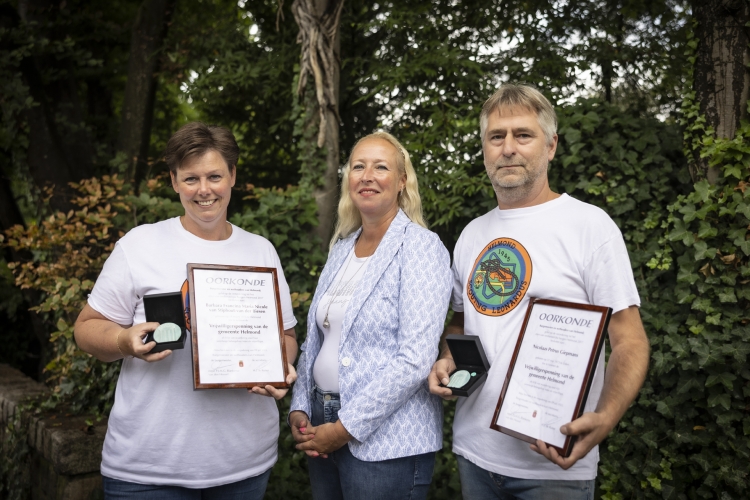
[
  {"left": 490, "top": 298, "right": 612, "bottom": 457},
  {"left": 187, "top": 264, "right": 290, "bottom": 390}
]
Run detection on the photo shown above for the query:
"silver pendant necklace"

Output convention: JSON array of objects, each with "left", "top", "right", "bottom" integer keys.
[{"left": 322, "top": 247, "right": 369, "bottom": 329}]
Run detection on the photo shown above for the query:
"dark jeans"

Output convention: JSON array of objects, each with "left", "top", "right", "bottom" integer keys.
[
  {"left": 306, "top": 385, "right": 436, "bottom": 500},
  {"left": 456, "top": 455, "right": 595, "bottom": 500},
  {"left": 102, "top": 469, "right": 271, "bottom": 500}
]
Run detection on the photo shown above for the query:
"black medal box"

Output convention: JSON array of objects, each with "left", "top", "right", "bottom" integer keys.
[
  {"left": 442, "top": 334, "right": 491, "bottom": 397},
  {"left": 143, "top": 292, "right": 187, "bottom": 353}
]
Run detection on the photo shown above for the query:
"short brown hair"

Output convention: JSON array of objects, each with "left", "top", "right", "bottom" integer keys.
[
  {"left": 480, "top": 84, "right": 557, "bottom": 145},
  {"left": 164, "top": 122, "right": 240, "bottom": 174}
]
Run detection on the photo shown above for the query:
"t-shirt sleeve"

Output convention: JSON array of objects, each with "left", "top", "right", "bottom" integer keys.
[
  {"left": 583, "top": 228, "right": 640, "bottom": 313},
  {"left": 270, "top": 248, "right": 298, "bottom": 331},
  {"left": 87, "top": 242, "right": 137, "bottom": 326}
]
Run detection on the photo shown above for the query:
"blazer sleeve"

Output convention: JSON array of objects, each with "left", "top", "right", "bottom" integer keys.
[
  {"left": 337, "top": 227, "right": 452, "bottom": 442},
  {"left": 290, "top": 346, "right": 312, "bottom": 418}
]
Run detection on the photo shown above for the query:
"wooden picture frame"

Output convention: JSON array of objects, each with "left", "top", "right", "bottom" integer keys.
[
  {"left": 187, "top": 263, "right": 289, "bottom": 390},
  {"left": 490, "top": 298, "right": 611, "bottom": 457}
]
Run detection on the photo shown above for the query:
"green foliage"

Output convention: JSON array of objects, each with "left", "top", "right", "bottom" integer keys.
[
  {"left": 595, "top": 25, "right": 748, "bottom": 499},
  {"left": 169, "top": 0, "right": 307, "bottom": 188},
  {"left": 341, "top": 0, "right": 689, "bottom": 251},
  {"left": 550, "top": 95, "right": 748, "bottom": 499},
  {"left": 230, "top": 183, "right": 325, "bottom": 316},
  {"left": 2, "top": 176, "right": 183, "bottom": 414},
  {"left": 292, "top": 70, "right": 333, "bottom": 195},
  {"left": 0, "top": 0, "right": 141, "bottom": 176},
  {"left": 544, "top": 98, "right": 692, "bottom": 499}
]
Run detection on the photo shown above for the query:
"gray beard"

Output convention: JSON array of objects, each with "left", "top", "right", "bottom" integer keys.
[{"left": 488, "top": 161, "right": 546, "bottom": 204}]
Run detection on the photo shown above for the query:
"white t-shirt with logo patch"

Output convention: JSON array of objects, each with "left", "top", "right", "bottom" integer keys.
[
  {"left": 451, "top": 194, "right": 640, "bottom": 480},
  {"left": 87, "top": 217, "right": 297, "bottom": 488}
]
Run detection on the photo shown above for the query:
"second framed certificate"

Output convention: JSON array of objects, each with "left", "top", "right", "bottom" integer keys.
[
  {"left": 187, "top": 264, "right": 290, "bottom": 390},
  {"left": 490, "top": 298, "right": 611, "bottom": 457}
]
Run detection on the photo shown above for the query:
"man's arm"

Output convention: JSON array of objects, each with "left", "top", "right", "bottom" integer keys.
[
  {"left": 532, "top": 305, "right": 650, "bottom": 469},
  {"left": 428, "top": 311, "right": 465, "bottom": 399}
]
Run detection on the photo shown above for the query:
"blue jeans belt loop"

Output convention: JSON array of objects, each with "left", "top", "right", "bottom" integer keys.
[
  {"left": 313, "top": 384, "right": 341, "bottom": 401},
  {"left": 312, "top": 384, "right": 342, "bottom": 425}
]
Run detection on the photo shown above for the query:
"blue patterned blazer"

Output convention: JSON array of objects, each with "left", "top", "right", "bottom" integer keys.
[{"left": 290, "top": 210, "right": 452, "bottom": 461}]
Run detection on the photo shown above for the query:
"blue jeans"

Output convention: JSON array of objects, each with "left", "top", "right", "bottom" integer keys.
[
  {"left": 306, "top": 385, "right": 436, "bottom": 500},
  {"left": 456, "top": 455, "right": 595, "bottom": 500},
  {"left": 102, "top": 469, "right": 271, "bottom": 500}
]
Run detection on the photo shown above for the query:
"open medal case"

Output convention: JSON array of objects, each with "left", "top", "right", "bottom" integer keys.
[
  {"left": 442, "top": 334, "right": 491, "bottom": 397},
  {"left": 143, "top": 292, "right": 188, "bottom": 353}
]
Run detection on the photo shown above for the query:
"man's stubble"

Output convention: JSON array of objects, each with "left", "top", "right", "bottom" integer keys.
[{"left": 486, "top": 157, "right": 549, "bottom": 206}]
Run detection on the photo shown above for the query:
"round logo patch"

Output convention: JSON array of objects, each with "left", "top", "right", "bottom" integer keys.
[{"left": 467, "top": 238, "right": 532, "bottom": 316}]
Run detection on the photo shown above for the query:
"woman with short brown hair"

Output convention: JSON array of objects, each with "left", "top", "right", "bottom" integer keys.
[{"left": 75, "top": 122, "right": 297, "bottom": 499}]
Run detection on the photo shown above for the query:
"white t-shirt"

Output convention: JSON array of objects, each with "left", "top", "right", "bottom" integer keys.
[
  {"left": 313, "top": 250, "right": 370, "bottom": 392},
  {"left": 451, "top": 194, "right": 640, "bottom": 480},
  {"left": 87, "top": 217, "right": 297, "bottom": 488}
]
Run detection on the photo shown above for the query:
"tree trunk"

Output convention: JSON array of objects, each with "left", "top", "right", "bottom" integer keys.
[
  {"left": 12, "top": 0, "right": 97, "bottom": 211},
  {"left": 691, "top": 0, "right": 750, "bottom": 182},
  {"left": 117, "top": 0, "right": 176, "bottom": 188},
  {"left": 292, "top": 0, "right": 344, "bottom": 248}
]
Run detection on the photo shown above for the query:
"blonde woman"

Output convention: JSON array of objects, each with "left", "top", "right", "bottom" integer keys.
[{"left": 289, "top": 132, "right": 452, "bottom": 500}]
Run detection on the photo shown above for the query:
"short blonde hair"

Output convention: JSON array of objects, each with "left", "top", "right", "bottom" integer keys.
[
  {"left": 329, "top": 131, "right": 426, "bottom": 249},
  {"left": 479, "top": 84, "right": 557, "bottom": 145}
]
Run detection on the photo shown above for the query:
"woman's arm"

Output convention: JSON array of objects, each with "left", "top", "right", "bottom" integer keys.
[{"left": 74, "top": 304, "right": 169, "bottom": 362}]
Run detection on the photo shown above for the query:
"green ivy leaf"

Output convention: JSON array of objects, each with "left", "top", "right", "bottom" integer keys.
[
  {"left": 647, "top": 474, "right": 662, "bottom": 490},
  {"left": 692, "top": 454, "right": 711, "bottom": 472},
  {"left": 705, "top": 372, "right": 736, "bottom": 391},
  {"left": 718, "top": 289, "right": 737, "bottom": 303},
  {"left": 641, "top": 430, "right": 658, "bottom": 449},
  {"left": 656, "top": 399, "right": 675, "bottom": 418},
  {"left": 678, "top": 203, "right": 697, "bottom": 222},
  {"left": 668, "top": 218, "right": 690, "bottom": 242},
  {"left": 697, "top": 221, "right": 718, "bottom": 239},
  {"left": 725, "top": 163, "right": 743, "bottom": 179},
  {"left": 705, "top": 313, "right": 722, "bottom": 325},
  {"left": 707, "top": 392, "right": 731, "bottom": 410},
  {"left": 676, "top": 375, "right": 703, "bottom": 395},
  {"left": 694, "top": 180, "right": 711, "bottom": 202},
  {"left": 721, "top": 342, "right": 750, "bottom": 363}
]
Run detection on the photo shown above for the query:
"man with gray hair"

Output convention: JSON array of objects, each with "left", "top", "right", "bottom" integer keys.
[{"left": 429, "top": 84, "right": 649, "bottom": 499}]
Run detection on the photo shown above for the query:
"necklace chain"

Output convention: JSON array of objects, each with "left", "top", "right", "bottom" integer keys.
[{"left": 322, "top": 246, "right": 369, "bottom": 329}]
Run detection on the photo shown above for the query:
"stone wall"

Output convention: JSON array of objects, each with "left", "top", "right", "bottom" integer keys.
[{"left": 0, "top": 364, "right": 105, "bottom": 500}]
